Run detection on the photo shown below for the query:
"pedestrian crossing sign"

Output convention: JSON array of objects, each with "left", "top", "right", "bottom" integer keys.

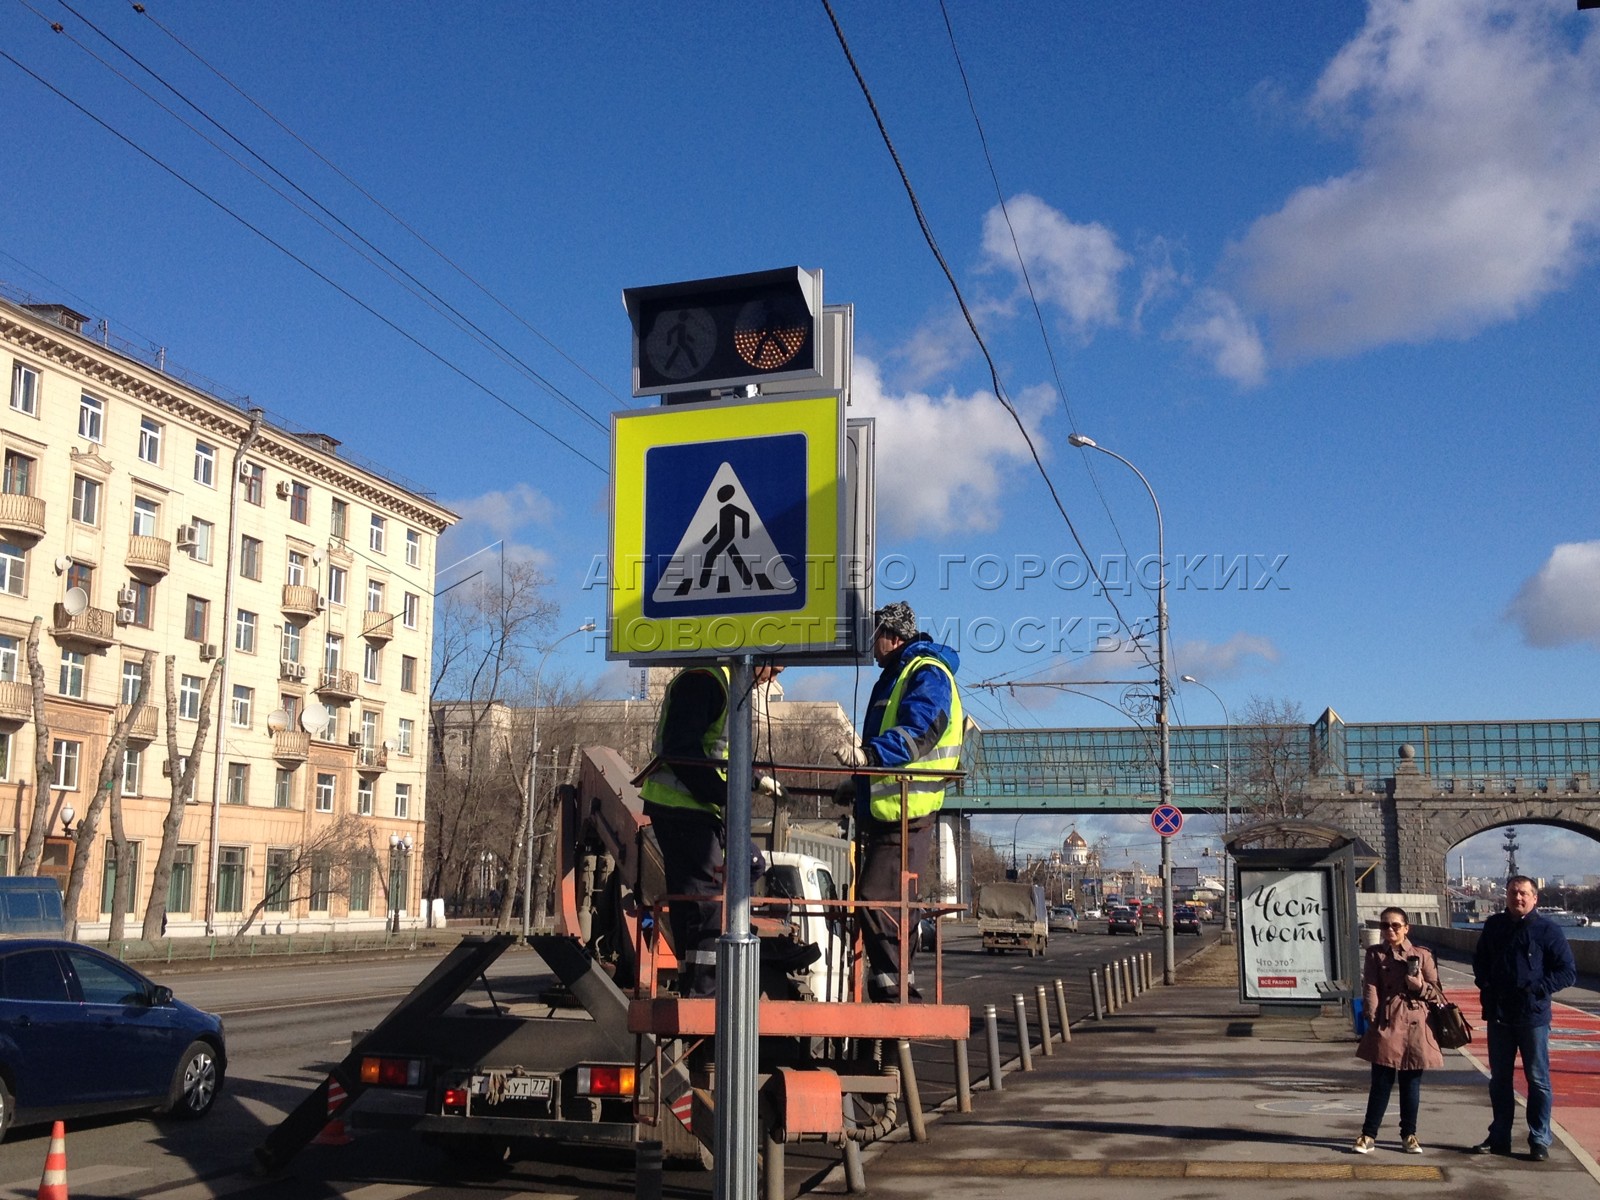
[{"left": 609, "top": 394, "right": 844, "bottom": 659}]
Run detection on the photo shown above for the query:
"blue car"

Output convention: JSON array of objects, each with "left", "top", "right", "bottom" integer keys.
[{"left": 0, "top": 939, "right": 226, "bottom": 1142}]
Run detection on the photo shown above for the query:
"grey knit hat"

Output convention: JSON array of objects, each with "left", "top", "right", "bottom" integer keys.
[{"left": 874, "top": 601, "right": 918, "bottom": 641}]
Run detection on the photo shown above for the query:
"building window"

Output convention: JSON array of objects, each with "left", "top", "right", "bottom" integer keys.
[
  {"left": 121, "top": 747, "right": 142, "bottom": 796},
  {"left": 10, "top": 362, "right": 38, "bottom": 415},
  {"left": 397, "top": 718, "right": 414, "bottom": 757},
  {"left": 274, "top": 767, "right": 294, "bottom": 809},
  {"left": 325, "top": 634, "right": 343, "bottom": 673},
  {"left": 59, "top": 650, "right": 85, "bottom": 698},
  {"left": 226, "top": 762, "right": 248, "bottom": 805},
  {"left": 389, "top": 844, "right": 410, "bottom": 912},
  {"left": 309, "top": 858, "right": 332, "bottom": 912},
  {"left": 65, "top": 562, "right": 92, "bottom": 596},
  {"left": 129, "top": 579, "right": 153, "bottom": 628},
  {"left": 357, "top": 777, "right": 374, "bottom": 816},
  {"left": 235, "top": 609, "right": 257, "bottom": 654},
  {"left": 330, "top": 498, "right": 348, "bottom": 541},
  {"left": 51, "top": 739, "right": 80, "bottom": 790},
  {"left": 369, "top": 514, "right": 387, "bottom": 553},
  {"left": 138, "top": 417, "right": 162, "bottom": 464},
  {"left": 241, "top": 462, "right": 263, "bottom": 505},
  {"left": 194, "top": 441, "right": 216, "bottom": 486},
  {"left": 281, "top": 622, "right": 302, "bottom": 665},
  {"left": 315, "top": 772, "right": 335, "bottom": 813},
  {"left": 0, "top": 542, "right": 23, "bottom": 596},
  {"left": 4, "top": 450, "right": 35, "bottom": 495},
  {"left": 71, "top": 475, "right": 101, "bottom": 525},
  {"left": 100, "top": 840, "right": 140, "bottom": 916},
  {"left": 349, "top": 859, "right": 372, "bottom": 912},
  {"left": 405, "top": 528, "right": 420, "bottom": 568},
  {"left": 216, "top": 847, "right": 245, "bottom": 913},
  {"left": 186, "top": 596, "right": 208, "bottom": 641},
  {"left": 327, "top": 566, "right": 346, "bottom": 606},
  {"left": 240, "top": 536, "right": 262, "bottom": 580},
  {"left": 402, "top": 592, "right": 419, "bottom": 629},
  {"left": 394, "top": 783, "right": 411, "bottom": 820},
  {"left": 360, "top": 710, "right": 379, "bottom": 748},
  {"left": 363, "top": 643, "right": 380, "bottom": 684},
  {"left": 401, "top": 655, "right": 417, "bottom": 693},
  {"left": 289, "top": 481, "right": 309, "bottom": 523},
  {"left": 231, "top": 685, "right": 253, "bottom": 728},
  {"left": 0, "top": 635, "right": 16, "bottom": 682},
  {"left": 367, "top": 579, "right": 384, "bottom": 613},
  {"left": 286, "top": 549, "right": 306, "bottom": 587},
  {"left": 178, "top": 674, "right": 202, "bottom": 720},
  {"left": 264, "top": 849, "right": 291, "bottom": 913},
  {"left": 121, "top": 659, "right": 145, "bottom": 705},
  {"left": 190, "top": 518, "right": 214, "bottom": 563},
  {"left": 131, "top": 495, "right": 160, "bottom": 537},
  {"left": 0, "top": 731, "right": 10, "bottom": 782},
  {"left": 168, "top": 845, "right": 194, "bottom": 913},
  {"left": 78, "top": 393, "right": 103, "bottom": 442}
]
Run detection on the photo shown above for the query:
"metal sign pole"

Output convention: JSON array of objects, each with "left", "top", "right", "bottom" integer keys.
[{"left": 714, "top": 654, "right": 758, "bottom": 1200}]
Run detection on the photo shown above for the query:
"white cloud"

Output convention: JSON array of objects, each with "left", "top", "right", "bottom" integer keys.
[
  {"left": 1172, "top": 634, "right": 1283, "bottom": 683},
  {"left": 1505, "top": 540, "right": 1600, "bottom": 649},
  {"left": 1232, "top": 0, "right": 1600, "bottom": 358},
  {"left": 981, "top": 194, "right": 1128, "bottom": 334},
  {"left": 1168, "top": 289, "right": 1268, "bottom": 387},
  {"left": 437, "top": 483, "right": 558, "bottom": 576},
  {"left": 851, "top": 355, "right": 1052, "bottom": 538}
]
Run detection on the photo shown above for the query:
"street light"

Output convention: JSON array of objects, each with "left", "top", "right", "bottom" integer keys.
[
  {"left": 388, "top": 832, "right": 413, "bottom": 933},
  {"left": 59, "top": 804, "right": 76, "bottom": 836},
  {"left": 1068, "top": 432, "right": 1174, "bottom": 984},
  {"left": 1181, "top": 674, "right": 1234, "bottom": 935},
  {"left": 523, "top": 621, "right": 597, "bottom": 937}
]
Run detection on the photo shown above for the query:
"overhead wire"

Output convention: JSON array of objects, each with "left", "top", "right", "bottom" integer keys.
[{"left": 0, "top": 46, "right": 608, "bottom": 474}]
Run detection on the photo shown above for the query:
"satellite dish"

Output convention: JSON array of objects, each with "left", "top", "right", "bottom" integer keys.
[
  {"left": 266, "top": 709, "right": 290, "bottom": 733},
  {"left": 312, "top": 548, "right": 324, "bottom": 564},
  {"left": 382, "top": 738, "right": 397, "bottom": 752},
  {"left": 300, "top": 704, "right": 332, "bottom": 737},
  {"left": 62, "top": 587, "right": 88, "bottom": 616},
  {"left": 54, "top": 555, "right": 74, "bottom": 574}
]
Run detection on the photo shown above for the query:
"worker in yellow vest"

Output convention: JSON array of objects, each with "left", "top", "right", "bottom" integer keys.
[
  {"left": 835, "top": 602, "right": 962, "bottom": 1001},
  {"left": 641, "top": 663, "right": 782, "bottom": 997}
]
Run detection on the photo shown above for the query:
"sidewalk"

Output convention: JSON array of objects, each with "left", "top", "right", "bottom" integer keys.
[{"left": 833, "top": 943, "right": 1600, "bottom": 1199}]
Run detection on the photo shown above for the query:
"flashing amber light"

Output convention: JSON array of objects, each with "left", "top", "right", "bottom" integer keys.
[{"left": 359, "top": 1055, "right": 422, "bottom": 1087}]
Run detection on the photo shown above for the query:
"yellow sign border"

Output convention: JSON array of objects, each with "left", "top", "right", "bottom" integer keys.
[{"left": 608, "top": 394, "right": 843, "bottom": 660}]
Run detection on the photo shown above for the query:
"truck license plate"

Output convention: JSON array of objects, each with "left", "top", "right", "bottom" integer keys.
[{"left": 472, "top": 1074, "right": 553, "bottom": 1101}]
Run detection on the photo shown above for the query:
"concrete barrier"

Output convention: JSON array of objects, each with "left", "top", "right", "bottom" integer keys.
[{"left": 1414, "top": 925, "right": 1600, "bottom": 978}]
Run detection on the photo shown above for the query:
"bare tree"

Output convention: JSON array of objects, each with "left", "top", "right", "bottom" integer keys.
[
  {"left": 141, "top": 657, "right": 225, "bottom": 939},
  {"left": 1235, "top": 695, "right": 1310, "bottom": 821},
  {"left": 103, "top": 649, "right": 157, "bottom": 942},
  {"left": 229, "top": 814, "right": 373, "bottom": 940},
  {"left": 16, "top": 618, "right": 54, "bottom": 875}
]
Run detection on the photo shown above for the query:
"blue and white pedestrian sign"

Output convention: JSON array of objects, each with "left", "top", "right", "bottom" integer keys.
[{"left": 1151, "top": 804, "right": 1184, "bottom": 837}]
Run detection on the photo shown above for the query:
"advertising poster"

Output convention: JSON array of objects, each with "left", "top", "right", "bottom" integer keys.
[{"left": 1238, "top": 868, "right": 1334, "bottom": 1002}]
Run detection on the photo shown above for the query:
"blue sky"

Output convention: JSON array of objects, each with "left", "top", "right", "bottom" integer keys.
[{"left": 4, "top": 1, "right": 1598, "bottom": 878}]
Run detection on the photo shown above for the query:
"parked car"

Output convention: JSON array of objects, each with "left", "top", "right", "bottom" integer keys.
[
  {"left": 0, "top": 938, "right": 226, "bottom": 1142},
  {"left": 1106, "top": 906, "right": 1143, "bottom": 936},
  {"left": 1174, "top": 905, "right": 1203, "bottom": 935},
  {"left": 1049, "top": 905, "right": 1079, "bottom": 933},
  {"left": 917, "top": 915, "right": 938, "bottom": 950}
]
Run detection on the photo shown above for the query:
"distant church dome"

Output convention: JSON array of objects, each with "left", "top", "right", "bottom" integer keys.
[{"left": 1063, "top": 828, "right": 1089, "bottom": 865}]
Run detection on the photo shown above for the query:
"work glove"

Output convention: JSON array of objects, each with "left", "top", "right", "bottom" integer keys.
[
  {"left": 832, "top": 781, "right": 856, "bottom": 808},
  {"left": 833, "top": 743, "right": 870, "bottom": 769},
  {"left": 753, "top": 773, "right": 784, "bottom": 799}
]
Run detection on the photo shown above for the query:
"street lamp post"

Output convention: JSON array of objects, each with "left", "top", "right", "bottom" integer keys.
[
  {"left": 523, "top": 621, "right": 597, "bottom": 937},
  {"left": 1068, "top": 433, "right": 1174, "bottom": 984},
  {"left": 1181, "top": 674, "right": 1234, "bottom": 935},
  {"left": 388, "top": 832, "right": 413, "bottom": 933}
]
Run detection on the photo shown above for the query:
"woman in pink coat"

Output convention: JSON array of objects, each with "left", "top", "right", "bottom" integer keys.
[{"left": 1354, "top": 906, "right": 1445, "bottom": 1154}]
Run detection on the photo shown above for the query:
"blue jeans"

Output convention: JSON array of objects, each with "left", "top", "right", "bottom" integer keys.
[
  {"left": 1486, "top": 1022, "right": 1553, "bottom": 1149},
  {"left": 1362, "top": 1064, "right": 1422, "bottom": 1138}
]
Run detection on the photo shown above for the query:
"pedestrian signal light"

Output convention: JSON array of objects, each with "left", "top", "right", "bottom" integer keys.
[{"left": 624, "top": 267, "right": 823, "bottom": 398}]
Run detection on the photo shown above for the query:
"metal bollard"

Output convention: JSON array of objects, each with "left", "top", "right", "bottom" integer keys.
[
  {"left": 1113, "top": 960, "right": 1125, "bottom": 1008},
  {"left": 897, "top": 1039, "right": 928, "bottom": 1142},
  {"left": 1054, "top": 978, "right": 1072, "bottom": 1042},
  {"left": 763, "top": 1129, "right": 784, "bottom": 1200},
  {"left": 1122, "top": 957, "right": 1135, "bottom": 1000},
  {"left": 1128, "top": 956, "right": 1140, "bottom": 997},
  {"left": 954, "top": 1038, "right": 973, "bottom": 1112},
  {"left": 1091, "top": 970, "right": 1105, "bottom": 1020},
  {"left": 635, "top": 1140, "right": 663, "bottom": 1200},
  {"left": 1147, "top": 952, "right": 1155, "bottom": 990},
  {"left": 984, "top": 1003, "right": 1004, "bottom": 1091},
  {"left": 841, "top": 1095, "right": 868, "bottom": 1193},
  {"left": 1104, "top": 963, "right": 1119, "bottom": 1012},
  {"left": 1013, "top": 993, "right": 1034, "bottom": 1071},
  {"left": 1034, "top": 985, "right": 1054, "bottom": 1054}
]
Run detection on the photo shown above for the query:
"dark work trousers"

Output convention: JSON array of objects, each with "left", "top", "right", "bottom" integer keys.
[
  {"left": 857, "top": 816, "right": 934, "bottom": 1000},
  {"left": 644, "top": 802, "right": 723, "bottom": 997},
  {"left": 1361, "top": 1064, "right": 1423, "bottom": 1138}
]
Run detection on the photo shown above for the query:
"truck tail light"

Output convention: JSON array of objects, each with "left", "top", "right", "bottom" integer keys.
[
  {"left": 575, "top": 1065, "right": 636, "bottom": 1097},
  {"left": 358, "top": 1055, "right": 423, "bottom": 1087},
  {"left": 442, "top": 1087, "right": 469, "bottom": 1113}
]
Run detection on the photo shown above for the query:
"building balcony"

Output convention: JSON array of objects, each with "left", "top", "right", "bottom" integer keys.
[
  {"left": 273, "top": 731, "right": 310, "bottom": 762},
  {"left": 356, "top": 746, "right": 388, "bottom": 773},
  {"left": 316, "top": 668, "right": 359, "bottom": 701},
  {"left": 52, "top": 603, "right": 117, "bottom": 648},
  {"left": 282, "top": 584, "right": 321, "bottom": 620},
  {"left": 0, "top": 493, "right": 46, "bottom": 542},
  {"left": 0, "top": 680, "right": 31, "bottom": 722},
  {"left": 361, "top": 610, "right": 395, "bottom": 642},
  {"left": 125, "top": 535, "right": 172, "bottom": 579},
  {"left": 116, "top": 703, "right": 159, "bottom": 742}
]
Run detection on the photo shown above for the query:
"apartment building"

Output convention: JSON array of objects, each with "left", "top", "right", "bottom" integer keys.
[{"left": 1, "top": 296, "right": 455, "bottom": 935}]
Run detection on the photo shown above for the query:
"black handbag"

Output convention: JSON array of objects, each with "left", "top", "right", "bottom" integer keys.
[{"left": 1428, "top": 1001, "right": 1473, "bottom": 1049}]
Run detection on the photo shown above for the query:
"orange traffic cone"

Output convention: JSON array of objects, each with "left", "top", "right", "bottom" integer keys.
[
  {"left": 37, "top": 1119, "right": 67, "bottom": 1200},
  {"left": 310, "top": 1077, "right": 354, "bottom": 1146}
]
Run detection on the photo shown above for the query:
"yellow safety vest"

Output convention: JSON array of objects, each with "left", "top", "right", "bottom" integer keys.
[
  {"left": 639, "top": 666, "right": 729, "bottom": 815},
  {"left": 869, "top": 655, "right": 963, "bottom": 823}
]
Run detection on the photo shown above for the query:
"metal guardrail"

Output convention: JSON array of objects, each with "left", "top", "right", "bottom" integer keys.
[{"left": 100, "top": 927, "right": 473, "bottom": 967}]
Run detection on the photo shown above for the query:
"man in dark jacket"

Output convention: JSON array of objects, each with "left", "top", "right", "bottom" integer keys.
[{"left": 1471, "top": 875, "right": 1577, "bottom": 1160}]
